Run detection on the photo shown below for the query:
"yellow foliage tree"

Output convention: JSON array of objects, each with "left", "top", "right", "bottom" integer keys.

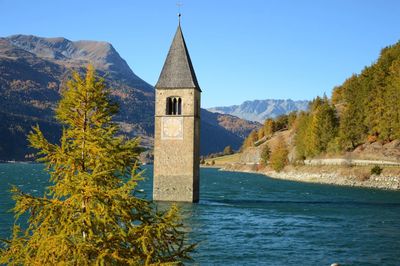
[
  {"left": 270, "top": 136, "right": 289, "bottom": 172},
  {"left": 0, "top": 66, "right": 194, "bottom": 265}
]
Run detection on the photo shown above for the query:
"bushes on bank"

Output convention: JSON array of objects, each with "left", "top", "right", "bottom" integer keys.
[{"left": 371, "top": 165, "right": 383, "bottom": 176}]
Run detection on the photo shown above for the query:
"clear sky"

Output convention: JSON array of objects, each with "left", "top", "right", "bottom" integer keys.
[{"left": 1, "top": 0, "right": 400, "bottom": 108}]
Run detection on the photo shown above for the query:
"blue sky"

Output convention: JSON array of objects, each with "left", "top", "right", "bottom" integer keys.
[{"left": 1, "top": 0, "right": 400, "bottom": 108}]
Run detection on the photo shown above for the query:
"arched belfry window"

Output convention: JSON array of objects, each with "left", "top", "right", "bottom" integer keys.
[
  {"left": 172, "top": 98, "right": 177, "bottom": 114},
  {"left": 167, "top": 97, "right": 173, "bottom": 115},
  {"left": 166, "top": 97, "right": 182, "bottom": 115},
  {"left": 178, "top": 98, "right": 182, "bottom": 115}
]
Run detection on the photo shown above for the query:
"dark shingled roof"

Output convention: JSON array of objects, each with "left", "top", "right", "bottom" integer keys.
[{"left": 156, "top": 24, "right": 201, "bottom": 91}]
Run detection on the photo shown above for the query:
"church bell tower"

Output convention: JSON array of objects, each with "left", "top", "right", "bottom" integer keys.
[{"left": 153, "top": 19, "right": 201, "bottom": 202}]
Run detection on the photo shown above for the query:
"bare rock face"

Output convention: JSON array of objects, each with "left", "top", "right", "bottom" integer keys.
[
  {"left": 384, "top": 139, "right": 400, "bottom": 148},
  {"left": 353, "top": 140, "right": 400, "bottom": 161},
  {"left": 240, "top": 147, "right": 261, "bottom": 164}
]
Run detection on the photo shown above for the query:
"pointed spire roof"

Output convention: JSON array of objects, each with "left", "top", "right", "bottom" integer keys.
[{"left": 156, "top": 24, "right": 201, "bottom": 91}]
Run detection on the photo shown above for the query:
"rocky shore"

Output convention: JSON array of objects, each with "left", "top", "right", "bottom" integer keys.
[{"left": 221, "top": 163, "right": 400, "bottom": 190}]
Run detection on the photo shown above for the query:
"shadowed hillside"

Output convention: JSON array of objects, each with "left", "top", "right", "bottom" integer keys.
[{"left": 0, "top": 35, "right": 257, "bottom": 160}]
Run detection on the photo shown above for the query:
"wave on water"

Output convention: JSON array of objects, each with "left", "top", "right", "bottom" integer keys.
[
  {"left": 211, "top": 199, "right": 400, "bottom": 207},
  {"left": 199, "top": 200, "right": 233, "bottom": 207}
]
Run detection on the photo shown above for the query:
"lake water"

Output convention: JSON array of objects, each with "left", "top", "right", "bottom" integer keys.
[{"left": 1, "top": 163, "right": 400, "bottom": 265}]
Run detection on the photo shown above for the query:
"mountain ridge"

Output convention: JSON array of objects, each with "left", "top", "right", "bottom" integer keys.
[
  {"left": 4, "top": 34, "right": 154, "bottom": 91},
  {"left": 0, "top": 34, "right": 258, "bottom": 160},
  {"left": 208, "top": 99, "right": 309, "bottom": 123}
]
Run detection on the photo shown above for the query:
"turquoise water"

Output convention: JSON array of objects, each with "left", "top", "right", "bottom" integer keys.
[{"left": 1, "top": 164, "right": 400, "bottom": 265}]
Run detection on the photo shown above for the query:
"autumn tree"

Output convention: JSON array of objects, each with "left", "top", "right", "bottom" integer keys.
[
  {"left": 375, "top": 59, "right": 400, "bottom": 141},
  {"left": 294, "top": 111, "right": 311, "bottom": 159},
  {"left": 364, "top": 48, "right": 396, "bottom": 140},
  {"left": 274, "top": 114, "right": 289, "bottom": 131},
  {"left": 242, "top": 129, "right": 258, "bottom": 149},
  {"left": 308, "top": 96, "right": 338, "bottom": 155},
  {"left": 260, "top": 143, "right": 271, "bottom": 166},
  {"left": 263, "top": 119, "right": 275, "bottom": 138},
  {"left": 385, "top": 59, "right": 400, "bottom": 140},
  {"left": 269, "top": 136, "right": 289, "bottom": 172},
  {"left": 295, "top": 96, "right": 338, "bottom": 158},
  {"left": 257, "top": 127, "right": 265, "bottom": 140},
  {"left": 336, "top": 42, "right": 400, "bottom": 145},
  {"left": 287, "top": 111, "right": 297, "bottom": 129},
  {"left": 0, "top": 66, "right": 194, "bottom": 265}
]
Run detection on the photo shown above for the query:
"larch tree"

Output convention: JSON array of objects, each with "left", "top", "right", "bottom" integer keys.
[
  {"left": 380, "top": 59, "right": 400, "bottom": 141},
  {"left": 269, "top": 136, "right": 289, "bottom": 172},
  {"left": 308, "top": 97, "right": 338, "bottom": 155},
  {"left": 260, "top": 143, "right": 271, "bottom": 166},
  {"left": 338, "top": 75, "right": 367, "bottom": 149},
  {"left": 287, "top": 111, "right": 297, "bottom": 129},
  {"left": 386, "top": 59, "right": 400, "bottom": 140},
  {"left": 263, "top": 119, "right": 275, "bottom": 138},
  {"left": 242, "top": 130, "right": 258, "bottom": 149},
  {"left": 294, "top": 111, "right": 311, "bottom": 160},
  {"left": 365, "top": 67, "right": 387, "bottom": 139},
  {"left": 295, "top": 97, "right": 338, "bottom": 158},
  {"left": 0, "top": 66, "right": 194, "bottom": 265},
  {"left": 257, "top": 127, "right": 265, "bottom": 140}
]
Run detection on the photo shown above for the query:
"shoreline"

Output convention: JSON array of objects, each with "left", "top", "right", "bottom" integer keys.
[
  {"left": 3, "top": 161, "right": 400, "bottom": 191},
  {"left": 220, "top": 164, "right": 400, "bottom": 191},
  {"left": 0, "top": 160, "right": 36, "bottom": 164}
]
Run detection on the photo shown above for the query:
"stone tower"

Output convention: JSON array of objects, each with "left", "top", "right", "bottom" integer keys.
[{"left": 153, "top": 21, "right": 201, "bottom": 202}]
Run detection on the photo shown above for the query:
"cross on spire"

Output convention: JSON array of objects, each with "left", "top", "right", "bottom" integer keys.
[{"left": 176, "top": 2, "right": 183, "bottom": 24}]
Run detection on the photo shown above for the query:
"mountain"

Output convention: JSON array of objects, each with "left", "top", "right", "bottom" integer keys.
[
  {"left": 200, "top": 110, "right": 261, "bottom": 139},
  {"left": 0, "top": 35, "right": 155, "bottom": 133},
  {"left": 4, "top": 35, "right": 153, "bottom": 89},
  {"left": 208, "top": 99, "right": 309, "bottom": 123},
  {"left": 0, "top": 35, "right": 257, "bottom": 160}
]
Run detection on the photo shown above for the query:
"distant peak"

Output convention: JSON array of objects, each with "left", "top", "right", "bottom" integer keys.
[
  {"left": 207, "top": 99, "right": 309, "bottom": 123},
  {"left": 75, "top": 40, "right": 111, "bottom": 45},
  {"left": 7, "top": 34, "right": 70, "bottom": 43}
]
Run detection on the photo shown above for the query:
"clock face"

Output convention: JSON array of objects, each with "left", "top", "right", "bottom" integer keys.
[{"left": 161, "top": 117, "right": 183, "bottom": 140}]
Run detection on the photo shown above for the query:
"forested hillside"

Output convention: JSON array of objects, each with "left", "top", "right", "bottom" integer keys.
[
  {"left": 242, "top": 40, "right": 400, "bottom": 161},
  {"left": 332, "top": 41, "right": 400, "bottom": 148}
]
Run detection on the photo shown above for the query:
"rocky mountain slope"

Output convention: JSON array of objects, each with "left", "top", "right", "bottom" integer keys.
[
  {"left": 0, "top": 35, "right": 257, "bottom": 160},
  {"left": 208, "top": 99, "right": 309, "bottom": 123}
]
